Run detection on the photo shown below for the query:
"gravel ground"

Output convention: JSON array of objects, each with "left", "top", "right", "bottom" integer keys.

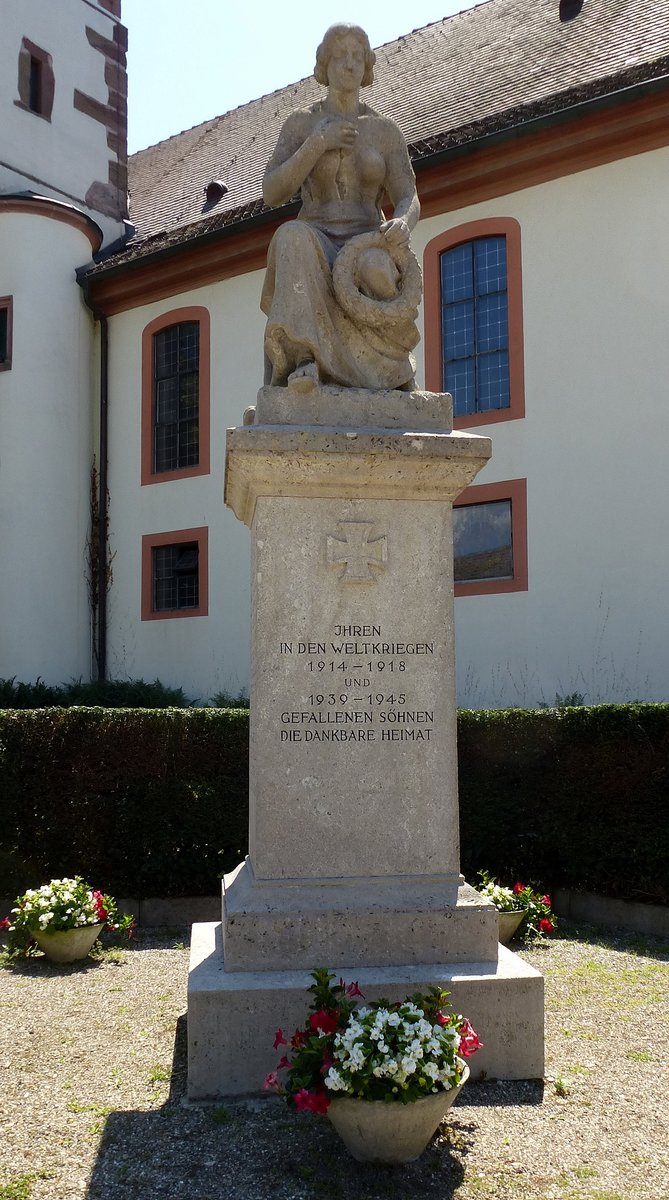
[{"left": 0, "top": 922, "right": 667, "bottom": 1200}]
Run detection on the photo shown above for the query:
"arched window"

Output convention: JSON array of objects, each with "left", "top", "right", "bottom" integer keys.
[
  {"left": 424, "top": 218, "right": 525, "bottom": 428},
  {"left": 141, "top": 307, "right": 210, "bottom": 485}
]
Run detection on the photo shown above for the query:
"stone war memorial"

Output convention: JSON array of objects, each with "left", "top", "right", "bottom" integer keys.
[{"left": 187, "top": 23, "right": 543, "bottom": 1097}]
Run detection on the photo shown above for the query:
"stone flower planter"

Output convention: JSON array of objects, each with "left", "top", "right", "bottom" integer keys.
[
  {"left": 33, "top": 923, "right": 104, "bottom": 963},
  {"left": 326, "top": 1063, "right": 469, "bottom": 1163},
  {"left": 497, "top": 910, "right": 525, "bottom": 945}
]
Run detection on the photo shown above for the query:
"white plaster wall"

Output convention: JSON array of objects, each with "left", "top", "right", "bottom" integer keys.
[
  {"left": 412, "top": 145, "right": 669, "bottom": 706},
  {"left": 0, "top": 212, "right": 96, "bottom": 684},
  {"left": 0, "top": 0, "right": 124, "bottom": 246},
  {"left": 106, "top": 146, "right": 669, "bottom": 708},
  {"left": 105, "top": 271, "right": 265, "bottom": 702}
]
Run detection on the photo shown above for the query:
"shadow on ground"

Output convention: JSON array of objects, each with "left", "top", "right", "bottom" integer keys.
[
  {"left": 84, "top": 1014, "right": 484, "bottom": 1200},
  {"left": 85, "top": 1013, "right": 549, "bottom": 1199}
]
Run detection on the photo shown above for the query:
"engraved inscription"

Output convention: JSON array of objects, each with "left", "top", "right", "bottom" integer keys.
[
  {"left": 326, "top": 521, "right": 388, "bottom": 583},
  {"left": 275, "top": 623, "right": 437, "bottom": 746}
]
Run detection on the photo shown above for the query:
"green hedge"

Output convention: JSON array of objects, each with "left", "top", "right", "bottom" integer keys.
[
  {"left": 0, "top": 708, "right": 248, "bottom": 899},
  {"left": 458, "top": 704, "right": 669, "bottom": 905},
  {"left": 1, "top": 704, "right": 667, "bottom": 904},
  {"left": 0, "top": 676, "right": 190, "bottom": 708}
]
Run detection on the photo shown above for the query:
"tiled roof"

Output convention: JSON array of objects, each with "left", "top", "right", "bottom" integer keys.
[{"left": 111, "top": 0, "right": 669, "bottom": 265}]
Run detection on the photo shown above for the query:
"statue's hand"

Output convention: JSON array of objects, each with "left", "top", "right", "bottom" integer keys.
[
  {"left": 314, "top": 117, "right": 358, "bottom": 153},
  {"left": 381, "top": 218, "right": 411, "bottom": 248}
]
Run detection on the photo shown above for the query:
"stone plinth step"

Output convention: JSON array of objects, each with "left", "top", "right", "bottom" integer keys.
[
  {"left": 222, "top": 862, "right": 499, "bottom": 971},
  {"left": 187, "top": 922, "right": 544, "bottom": 1099}
]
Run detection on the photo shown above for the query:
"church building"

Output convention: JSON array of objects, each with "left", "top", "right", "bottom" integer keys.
[{"left": 1, "top": 0, "right": 668, "bottom": 707}]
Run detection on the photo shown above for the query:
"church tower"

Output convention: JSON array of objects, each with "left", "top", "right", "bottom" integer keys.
[{"left": 0, "top": 0, "right": 128, "bottom": 685}]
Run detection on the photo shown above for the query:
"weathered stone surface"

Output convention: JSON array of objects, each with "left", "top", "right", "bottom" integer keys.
[
  {"left": 253, "top": 384, "right": 452, "bottom": 430},
  {"left": 187, "top": 923, "right": 545, "bottom": 1098},
  {"left": 222, "top": 861, "right": 498, "bottom": 971},
  {"left": 224, "top": 423, "right": 491, "bottom": 526},
  {"left": 261, "top": 25, "right": 422, "bottom": 392},
  {"left": 187, "top": 27, "right": 544, "bottom": 1100}
]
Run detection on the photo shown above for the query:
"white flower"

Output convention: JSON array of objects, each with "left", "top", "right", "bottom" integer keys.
[{"left": 325, "top": 1068, "right": 346, "bottom": 1092}]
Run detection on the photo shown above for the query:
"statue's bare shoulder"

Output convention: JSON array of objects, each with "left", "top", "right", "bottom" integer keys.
[{"left": 267, "top": 108, "right": 319, "bottom": 167}]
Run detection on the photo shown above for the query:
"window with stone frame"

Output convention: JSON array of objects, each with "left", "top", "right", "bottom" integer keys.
[
  {"left": 423, "top": 218, "right": 525, "bottom": 429},
  {"left": 141, "top": 528, "right": 208, "bottom": 620},
  {"left": 15, "top": 39, "right": 55, "bottom": 120},
  {"left": 453, "top": 478, "right": 527, "bottom": 597},
  {"left": 141, "top": 308, "right": 210, "bottom": 485},
  {"left": 0, "top": 297, "right": 12, "bottom": 371}
]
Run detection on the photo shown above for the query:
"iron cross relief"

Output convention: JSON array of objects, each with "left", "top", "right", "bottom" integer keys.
[{"left": 326, "top": 521, "right": 388, "bottom": 583}]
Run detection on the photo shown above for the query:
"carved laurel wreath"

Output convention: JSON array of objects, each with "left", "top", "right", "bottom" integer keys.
[{"left": 332, "top": 231, "right": 422, "bottom": 330}]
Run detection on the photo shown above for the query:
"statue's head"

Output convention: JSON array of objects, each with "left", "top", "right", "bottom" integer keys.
[{"left": 314, "top": 24, "right": 376, "bottom": 88}]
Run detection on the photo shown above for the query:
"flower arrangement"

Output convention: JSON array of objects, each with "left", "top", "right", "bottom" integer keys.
[
  {"left": 0, "top": 876, "right": 135, "bottom": 957},
  {"left": 264, "top": 968, "right": 482, "bottom": 1113},
  {"left": 477, "top": 871, "right": 556, "bottom": 938}
]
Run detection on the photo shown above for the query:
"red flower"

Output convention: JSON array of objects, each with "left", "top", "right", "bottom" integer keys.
[
  {"left": 276, "top": 1055, "right": 291, "bottom": 1071},
  {"left": 539, "top": 917, "right": 555, "bottom": 934},
  {"left": 263, "top": 1071, "right": 279, "bottom": 1091},
  {"left": 273, "top": 1028, "right": 288, "bottom": 1050},
  {"left": 291, "top": 1028, "right": 308, "bottom": 1049},
  {"left": 513, "top": 883, "right": 525, "bottom": 895},
  {"left": 436, "top": 1011, "right": 449, "bottom": 1027},
  {"left": 308, "top": 1089, "right": 331, "bottom": 1114},
  {"left": 542, "top": 895, "right": 552, "bottom": 908},
  {"left": 92, "top": 891, "right": 109, "bottom": 922},
  {"left": 0, "top": 917, "right": 10, "bottom": 930},
  {"left": 293, "top": 1088, "right": 314, "bottom": 1112},
  {"left": 294, "top": 1087, "right": 330, "bottom": 1114},
  {"left": 458, "top": 1018, "right": 483, "bottom": 1057},
  {"left": 309, "top": 1009, "right": 339, "bottom": 1036},
  {"left": 346, "top": 981, "right": 364, "bottom": 998}
]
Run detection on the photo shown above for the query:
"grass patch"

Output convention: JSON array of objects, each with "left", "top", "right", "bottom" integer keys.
[
  {"left": 210, "top": 1104, "right": 230, "bottom": 1125},
  {"left": 147, "top": 1063, "right": 171, "bottom": 1085},
  {"left": 0, "top": 1173, "right": 49, "bottom": 1200}
]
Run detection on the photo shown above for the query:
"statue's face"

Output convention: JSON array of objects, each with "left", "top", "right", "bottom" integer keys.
[{"left": 326, "top": 33, "right": 366, "bottom": 91}]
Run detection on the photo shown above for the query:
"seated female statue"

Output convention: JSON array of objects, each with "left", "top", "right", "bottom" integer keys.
[{"left": 261, "top": 24, "right": 422, "bottom": 393}]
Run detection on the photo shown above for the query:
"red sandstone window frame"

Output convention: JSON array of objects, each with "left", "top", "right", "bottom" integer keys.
[
  {"left": 423, "top": 218, "right": 525, "bottom": 429},
  {"left": 0, "top": 297, "right": 13, "bottom": 371},
  {"left": 453, "top": 478, "right": 528, "bottom": 597},
  {"left": 141, "top": 307, "right": 211, "bottom": 486},
  {"left": 15, "top": 39, "right": 55, "bottom": 121},
  {"left": 141, "top": 527, "right": 209, "bottom": 621}
]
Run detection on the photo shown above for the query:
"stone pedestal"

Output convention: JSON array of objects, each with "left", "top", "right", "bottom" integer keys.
[{"left": 187, "top": 386, "right": 544, "bottom": 1096}]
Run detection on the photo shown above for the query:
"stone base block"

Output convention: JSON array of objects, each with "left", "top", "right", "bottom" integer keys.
[
  {"left": 187, "top": 922, "right": 544, "bottom": 1099},
  {"left": 222, "top": 860, "right": 499, "bottom": 971},
  {"left": 252, "top": 384, "right": 453, "bottom": 432}
]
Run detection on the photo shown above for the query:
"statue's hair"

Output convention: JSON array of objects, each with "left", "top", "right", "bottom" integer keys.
[{"left": 314, "top": 24, "right": 376, "bottom": 88}]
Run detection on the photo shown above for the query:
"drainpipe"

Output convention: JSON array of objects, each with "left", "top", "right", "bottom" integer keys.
[{"left": 97, "top": 313, "right": 109, "bottom": 682}]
